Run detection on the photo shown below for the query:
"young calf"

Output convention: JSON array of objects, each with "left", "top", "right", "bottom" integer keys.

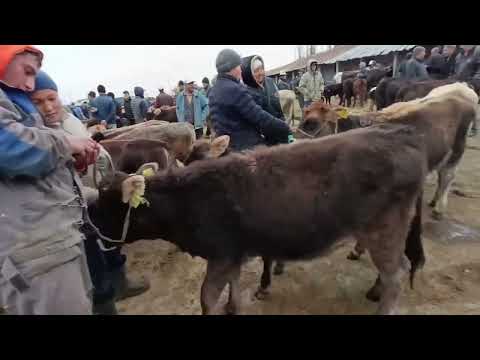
[{"left": 89, "top": 125, "right": 428, "bottom": 315}]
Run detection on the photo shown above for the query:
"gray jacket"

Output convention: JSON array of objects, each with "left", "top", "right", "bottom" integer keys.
[
  {"left": 404, "top": 58, "right": 430, "bottom": 81},
  {"left": 0, "top": 88, "right": 93, "bottom": 290},
  {"left": 298, "top": 59, "right": 325, "bottom": 102}
]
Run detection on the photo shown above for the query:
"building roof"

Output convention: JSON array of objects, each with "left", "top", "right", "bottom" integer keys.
[
  {"left": 323, "top": 45, "right": 417, "bottom": 64},
  {"left": 266, "top": 45, "right": 357, "bottom": 76}
]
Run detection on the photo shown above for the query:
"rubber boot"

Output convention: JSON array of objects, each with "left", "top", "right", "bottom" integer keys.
[{"left": 93, "top": 299, "right": 118, "bottom": 315}]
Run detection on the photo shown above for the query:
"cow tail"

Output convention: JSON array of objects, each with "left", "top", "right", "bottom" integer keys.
[{"left": 405, "top": 191, "right": 425, "bottom": 289}]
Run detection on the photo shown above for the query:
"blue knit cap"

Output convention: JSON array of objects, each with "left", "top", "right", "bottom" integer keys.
[{"left": 34, "top": 70, "right": 58, "bottom": 92}]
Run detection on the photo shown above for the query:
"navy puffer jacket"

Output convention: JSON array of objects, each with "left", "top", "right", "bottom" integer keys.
[{"left": 208, "top": 74, "right": 290, "bottom": 152}]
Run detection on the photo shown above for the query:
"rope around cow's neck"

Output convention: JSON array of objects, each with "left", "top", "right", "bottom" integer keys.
[
  {"left": 95, "top": 204, "right": 133, "bottom": 251},
  {"left": 296, "top": 120, "right": 338, "bottom": 139}
]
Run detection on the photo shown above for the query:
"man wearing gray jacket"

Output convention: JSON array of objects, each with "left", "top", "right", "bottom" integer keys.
[{"left": 0, "top": 45, "right": 100, "bottom": 315}]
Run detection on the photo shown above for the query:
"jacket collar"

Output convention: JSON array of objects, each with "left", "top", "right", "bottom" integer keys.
[{"left": 218, "top": 73, "right": 240, "bottom": 83}]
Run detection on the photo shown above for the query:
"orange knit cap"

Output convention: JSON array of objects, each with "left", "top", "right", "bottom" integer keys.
[{"left": 0, "top": 45, "right": 43, "bottom": 80}]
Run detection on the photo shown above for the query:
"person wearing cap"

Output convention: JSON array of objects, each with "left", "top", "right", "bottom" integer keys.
[
  {"left": 404, "top": 46, "right": 430, "bottom": 81},
  {"left": 30, "top": 71, "right": 151, "bottom": 314},
  {"left": 0, "top": 45, "right": 100, "bottom": 315},
  {"left": 209, "top": 49, "right": 290, "bottom": 151},
  {"left": 277, "top": 71, "right": 291, "bottom": 91},
  {"left": 176, "top": 79, "right": 209, "bottom": 139},
  {"left": 122, "top": 90, "right": 135, "bottom": 126},
  {"left": 131, "top": 86, "right": 150, "bottom": 124},
  {"left": 298, "top": 59, "right": 324, "bottom": 109}
]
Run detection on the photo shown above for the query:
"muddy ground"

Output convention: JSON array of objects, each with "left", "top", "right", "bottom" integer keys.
[{"left": 118, "top": 101, "right": 480, "bottom": 315}]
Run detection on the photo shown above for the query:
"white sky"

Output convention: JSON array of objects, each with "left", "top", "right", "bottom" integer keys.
[{"left": 36, "top": 45, "right": 320, "bottom": 104}]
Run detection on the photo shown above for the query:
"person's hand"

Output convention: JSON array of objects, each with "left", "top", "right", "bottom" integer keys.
[{"left": 66, "top": 136, "right": 100, "bottom": 162}]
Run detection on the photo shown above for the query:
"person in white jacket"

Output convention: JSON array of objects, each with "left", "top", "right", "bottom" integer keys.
[{"left": 30, "top": 71, "right": 150, "bottom": 315}]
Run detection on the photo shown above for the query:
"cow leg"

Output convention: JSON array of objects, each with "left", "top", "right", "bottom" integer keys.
[
  {"left": 225, "top": 263, "right": 242, "bottom": 315},
  {"left": 255, "top": 257, "right": 273, "bottom": 300},
  {"left": 273, "top": 261, "right": 285, "bottom": 275},
  {"left": 364, "top": 202, "right": 414, "bottom": 314},
  {"left": 201, "top": 259, "right": 238, "bottom": 315},
  {"left": 347, "top": 241, "right": 366, "bottom": 261},
  {"left": 432, "top": 165, "right": 457, "bottom": 220},
  {"left": 374, "top": 255, "right": 410, "bottom": 315}
]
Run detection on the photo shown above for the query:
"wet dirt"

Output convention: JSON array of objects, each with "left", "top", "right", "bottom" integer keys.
[{"left": 118, "top": 102, "right": 480, "bottom": 315}]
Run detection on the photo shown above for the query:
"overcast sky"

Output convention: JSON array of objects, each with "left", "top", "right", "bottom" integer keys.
[{"left": 36, "top": 45, "right": 315, "bottom": 104}]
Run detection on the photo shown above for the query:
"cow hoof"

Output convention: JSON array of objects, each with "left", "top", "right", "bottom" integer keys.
[
  {"left": 366, "top": 287, "right": 381, "bottom": 303},
  {"left": 224, "top": 304, "right": 238, "bottom": 315},
  {"left": 254, "top": 288, "right": 270, "bottom": 301},
  {"left": 347, "top": 251, "right": 361, "bottom": 261},
  {"left": 431, "top": 210, "right": 444, "bottom": 221},
  {"left": 273, "top": 264, "right": 285, "bottom": 276}
]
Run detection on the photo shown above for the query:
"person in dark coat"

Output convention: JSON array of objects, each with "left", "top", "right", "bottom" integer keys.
[
  {"left": 241, "top": 55, "right": 294, "bottom": 145},
  {"left": 457, "top": 46, "right": 480, "bottom": 136},
  {"left": 277, "top": 71, "right": 291, "bottom": 91},
  {"left": 91, "top": 85, "right": 117, "bottom": 128},
  {"left": 208, "top": 49, "right": 290, "bottom": 152},
  {"left": 404, "top": 46, "right": 430, "bottom": 81},
  {"left": 122, "top": 90, "right": 135, "bottom": 126},
  {"left": 131, "top": 86, "right": 150, "bottom": 124},
  {"left": 442, "top": 45, "right": 458, "bottom": 78},
  {"left": 426, "top": 47, "right": 447, "bottom": 79},
  {"left": 397, "top": 52, "right": 412, "bottom": 79}
]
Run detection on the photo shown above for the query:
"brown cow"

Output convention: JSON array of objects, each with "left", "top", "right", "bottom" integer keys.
[
  {"left": 353, "top": 78, "right": 368, "bottom": 107},
  {"left": 89, "top": 124, "right": 428, "bottom": 315},
  {"left": 297, "top": 83, "right": 479, "bottom": 259}
]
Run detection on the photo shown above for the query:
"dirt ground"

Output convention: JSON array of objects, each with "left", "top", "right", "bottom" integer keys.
[{"left": 118, "top": 100, "right": 480, "bottom": 315}]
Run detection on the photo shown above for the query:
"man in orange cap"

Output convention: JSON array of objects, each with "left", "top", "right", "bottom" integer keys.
[{"left": 0, "top": 45, "right": 100, "bottom": 315}]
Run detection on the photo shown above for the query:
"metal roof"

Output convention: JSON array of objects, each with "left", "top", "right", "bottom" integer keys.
[
  {"left": 266, "top": 45, "right": 357, "bottom": 76},
  {"left": 324, "top": 45, "right": 416, "bottom": 64}
]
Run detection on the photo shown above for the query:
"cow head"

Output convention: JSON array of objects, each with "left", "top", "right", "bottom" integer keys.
[
  {"left": 297, "top": 102, "right": 349, "bottom": 138},
  {"left": 184, "top": 135, "right": 230, "bottom": 165},
  {"left": 89, "top": 163, "right": 159, "bottom": 243}
]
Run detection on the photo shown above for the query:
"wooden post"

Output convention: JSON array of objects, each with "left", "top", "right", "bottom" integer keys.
[
  {"left": 335, "top": 61, "right": 340, "bottom": 73},
  {"left": 393, "top": 53, "right": 399, "bottom": 77}
]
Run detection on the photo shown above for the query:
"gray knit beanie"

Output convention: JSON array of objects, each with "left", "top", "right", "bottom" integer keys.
[{"left": 216, "top": 49, "right": 242, "bottom": 74}]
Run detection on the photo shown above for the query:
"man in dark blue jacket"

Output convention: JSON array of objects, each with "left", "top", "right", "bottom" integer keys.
[
  {"left": 91, "top": 84, "right": 116, "bottom": 128},
  {"left": 209, "top": 49, "right": 290, "bottom": 152}
]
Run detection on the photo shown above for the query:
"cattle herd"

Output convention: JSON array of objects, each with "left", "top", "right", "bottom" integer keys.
[{"left": 86, "top": 81, "right": 479, "bottom": 315}]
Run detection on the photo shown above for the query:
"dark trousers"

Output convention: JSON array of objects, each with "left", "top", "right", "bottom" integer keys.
[
  {"left": 195, "top": 127, "right": 204, "bottom": 140},
  {"left": 82, "top": 226, "right": 126, "bottom": 305}
]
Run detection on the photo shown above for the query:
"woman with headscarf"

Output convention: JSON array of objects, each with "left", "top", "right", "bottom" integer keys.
[{"left": 241, "top": 55, "right": 293, "bottom": 146}]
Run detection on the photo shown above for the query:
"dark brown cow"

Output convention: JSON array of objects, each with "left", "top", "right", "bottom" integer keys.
[
  {"left": 342, "top": 78, "right": 355, "bottom": 107},
  {"left": 89, "top": 124, "right": 428, "bottom": 315},
  {"left": 353, "top": 78, "right": 368, "bottom": 107},
  {"left": 395, "top": 79, "right": 457, "bottom": 102},
  {"left": 323, "top": 83, "right": 344, "bottom": 105}
]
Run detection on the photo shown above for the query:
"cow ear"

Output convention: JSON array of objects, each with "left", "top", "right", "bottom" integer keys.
[
  {"left": 210, "top": 135, "right": 230, "bottom": 158},
  {"left": 121, "top": 175, "right": 146, "bottom": 204},
  {"left": 334, "top": 107, "right": 349, "bottom": 120},
  {"left": 136, "top": 162, "right": 159, "bottom": 177}
]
